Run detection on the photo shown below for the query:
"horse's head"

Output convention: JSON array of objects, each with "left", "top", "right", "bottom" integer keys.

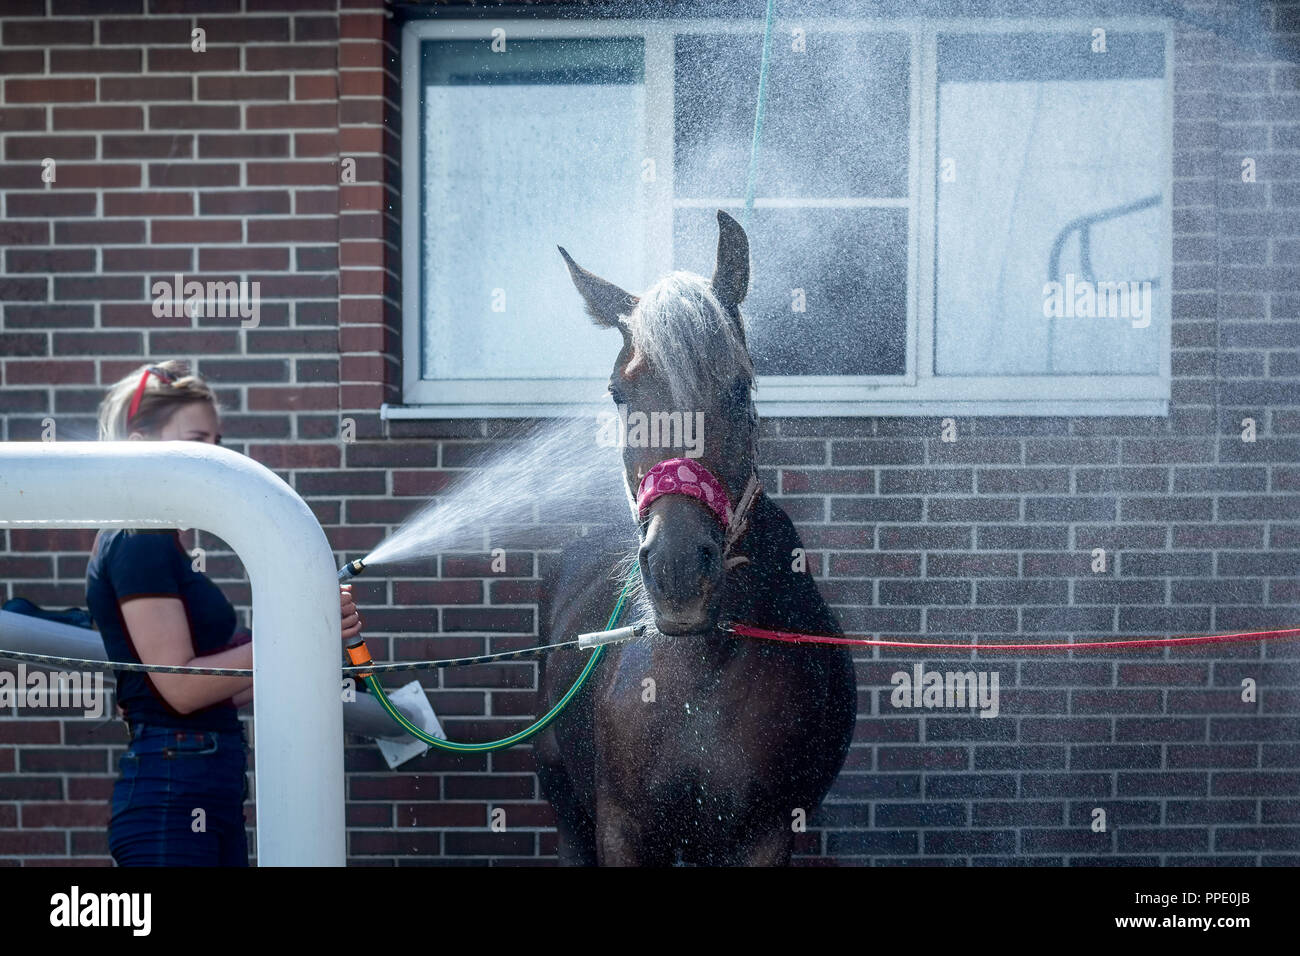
[{"left": 559, "top": 210, "right": 757, "bottom": 636}]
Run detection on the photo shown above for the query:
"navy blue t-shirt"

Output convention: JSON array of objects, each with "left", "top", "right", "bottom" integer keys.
[{"left": 85, "top": 528, "right": 242, "bottom": 732}]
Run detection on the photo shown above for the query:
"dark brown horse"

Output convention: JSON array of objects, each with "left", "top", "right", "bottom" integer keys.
[{"left": 535, "top": 210, "right": 857, "bottom": 865}]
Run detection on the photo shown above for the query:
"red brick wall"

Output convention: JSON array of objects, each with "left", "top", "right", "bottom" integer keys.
[
  {"left": 0, "top": 0, "right": 406, "bottom": 865},
  {"left": 2, "top": 0, "right": 1299, "bottom": 865}
]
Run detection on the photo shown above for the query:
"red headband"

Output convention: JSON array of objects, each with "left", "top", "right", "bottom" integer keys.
[{"left": 126, "top": 365, "right": 175, "bottom": 424}]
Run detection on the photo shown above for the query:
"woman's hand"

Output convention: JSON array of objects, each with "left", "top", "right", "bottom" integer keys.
[{"left": 340, "top": 584, "right": 362, "bottom": 643}]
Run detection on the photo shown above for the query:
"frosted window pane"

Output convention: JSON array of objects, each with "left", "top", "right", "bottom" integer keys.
[
  {"left": 420, "top": 39, "right": 645, "bottom": 381},
  {"left": 935, "top": 34, "right": 1167, "bottom": 376},
  {"left": 674, "top": 32, "right": 909, "bottom": 199}
]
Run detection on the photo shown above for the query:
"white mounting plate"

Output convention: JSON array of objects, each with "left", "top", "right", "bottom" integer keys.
[{"left": 374, "top": 680, "right": 444, "bottom": 770}]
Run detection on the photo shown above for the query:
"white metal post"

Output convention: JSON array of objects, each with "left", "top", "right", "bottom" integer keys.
[{"left": 0, "top": 441, "right": 345, "bottom": 866}]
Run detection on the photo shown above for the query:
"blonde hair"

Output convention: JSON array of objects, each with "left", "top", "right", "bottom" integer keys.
[{"left": 97, "top": 359, "right": 220, "bottom": 440}]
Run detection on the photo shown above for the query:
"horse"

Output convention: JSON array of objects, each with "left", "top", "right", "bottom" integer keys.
[{"left": 534, "top": 210, "right": 858, "bottom": 866}]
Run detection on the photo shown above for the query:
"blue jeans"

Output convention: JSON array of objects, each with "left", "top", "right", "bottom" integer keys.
[{"left": 109, "top": 723, "right": 250, "bottom": 867}]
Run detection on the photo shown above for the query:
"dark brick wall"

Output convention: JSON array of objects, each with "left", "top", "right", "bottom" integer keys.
[{"left": 1, "top": 0, "right": 1298, "bottom": 865}]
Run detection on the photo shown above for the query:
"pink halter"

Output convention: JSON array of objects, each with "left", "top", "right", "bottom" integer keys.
[
  {"left": 636, "top": 458, "right": 763, "bottom": 567},
  {"left": 631, "top": 463, "right": 759, "bottom": 567},
  {"left": 637, "top": 458, "right": 734, "bottom": 528}
]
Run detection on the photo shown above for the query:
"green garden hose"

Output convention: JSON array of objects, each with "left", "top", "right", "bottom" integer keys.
[{"left": 358, "top": 571, "right": 635, "bottom": 753}]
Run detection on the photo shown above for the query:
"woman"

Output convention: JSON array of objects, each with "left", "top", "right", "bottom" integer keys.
[{"left": 85, "top": 360, "right": 361, "bottom": 866}]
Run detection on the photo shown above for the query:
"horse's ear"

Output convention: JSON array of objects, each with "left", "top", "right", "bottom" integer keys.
[
  {"left": 558, "top": 246, "right": 637, "bottom": 340},
  {"left": 711, "top": 209, "right": 750, "bottom": 312}
]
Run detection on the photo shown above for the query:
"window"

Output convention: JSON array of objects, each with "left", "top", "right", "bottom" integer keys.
[{"left": 396, "top": 17, "right": 1172, "bottom": 418}]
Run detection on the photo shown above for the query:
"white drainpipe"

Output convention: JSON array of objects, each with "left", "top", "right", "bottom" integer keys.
[{"left": 0, "top": 441, "right": 344, "bottom": 866}]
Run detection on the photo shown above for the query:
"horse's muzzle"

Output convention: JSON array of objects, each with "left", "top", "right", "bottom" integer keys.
[{"left": 638, "top": 501, "right": 725, "bottom": 635}]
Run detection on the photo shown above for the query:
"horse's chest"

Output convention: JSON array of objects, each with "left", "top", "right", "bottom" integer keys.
[{"left": 594, "top": 641, "right": 788, "bottom": 804}]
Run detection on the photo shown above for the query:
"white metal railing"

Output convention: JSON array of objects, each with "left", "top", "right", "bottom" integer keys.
[{"left": 0, "top": 441, "right": 344, "bottom": 866}]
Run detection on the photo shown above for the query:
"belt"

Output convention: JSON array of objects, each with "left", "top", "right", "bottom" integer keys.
[{"left": 127, "top": 720, "right": 246, "bottom": 742}]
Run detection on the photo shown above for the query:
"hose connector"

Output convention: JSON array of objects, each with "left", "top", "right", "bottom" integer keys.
[
  {"left": 577, "top": 623, "right": 646, "bottom": 649},
  {"left": 338, "top": 558, "right": 366, "bottom": 582},
  {"left": 346, "top": 638, "right": 373, "bottom": 680}
]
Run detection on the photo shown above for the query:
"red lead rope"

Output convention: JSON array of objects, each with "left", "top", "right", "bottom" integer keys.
[{"left": 727, "top": 623, "right": 1300, "bottom": 654}]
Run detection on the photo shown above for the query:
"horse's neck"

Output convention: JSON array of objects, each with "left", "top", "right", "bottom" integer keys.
[{"left": 719, "top": 492, "right": 838, "bottom": 636}]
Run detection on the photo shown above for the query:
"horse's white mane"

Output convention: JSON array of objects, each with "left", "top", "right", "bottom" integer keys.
[{"left": 625, "top": 271, "right": 753, "bottom": 410}]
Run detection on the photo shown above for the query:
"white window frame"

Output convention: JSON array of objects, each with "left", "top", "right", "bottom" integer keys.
[{"left": 390, "top": 15, "right": 1173, "bottom": 420}]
